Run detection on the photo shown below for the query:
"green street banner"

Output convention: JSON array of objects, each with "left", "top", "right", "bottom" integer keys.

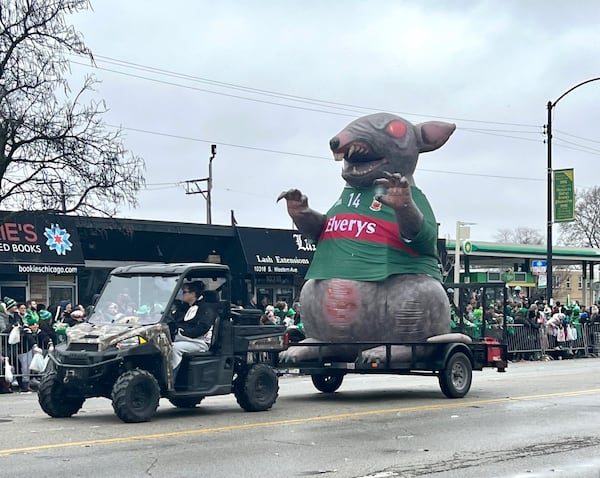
[{"left": 554, "top": 168, "right": 575, "bottom": 223}]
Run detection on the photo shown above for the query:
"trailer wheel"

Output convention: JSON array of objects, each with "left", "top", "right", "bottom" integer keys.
[
  {"left": 168, "top": 396, "right": 204, "bottom": 408},
  {"left": 439, "top": 352, "right": 472, "bottom": 398},
  {"left": 311, "top": 374, "right": 344, "bottom": 393},
  {"left": 111, "top": 369, "right": 160, "bottom": 423},
  {"left": 38, "top": 371, "right": 85, "bottom": 418},
  {"left": 234, "top": 364, "right": 279, "bottom": 412}
]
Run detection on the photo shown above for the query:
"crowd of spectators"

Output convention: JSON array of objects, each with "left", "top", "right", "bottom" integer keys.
[
  {"left": 0, "top": 297, "right": 87, "bottom": 393},
  {"left": 450, "top": 286, "right": 600, "bottom": 361}
]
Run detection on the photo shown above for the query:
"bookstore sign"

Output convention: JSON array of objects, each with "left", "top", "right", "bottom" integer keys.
[{"left": 0, "top": 213, "right": 84, "bottom": 272}]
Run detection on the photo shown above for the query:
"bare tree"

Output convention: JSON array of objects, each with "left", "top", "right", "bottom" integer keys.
[
  {"left": 559, "top": 186, "right": 600, "bottom": 248},
  {"left": 494, "top": 227, "right": 544, "bottom": 245},
  {"left": 0, "top": 0, "right": 145, "bottom": 216}
]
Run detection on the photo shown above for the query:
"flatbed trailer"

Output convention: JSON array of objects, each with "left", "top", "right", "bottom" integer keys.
[
  {"left": 277, "top": 282, "right": 510, "bottom": 398},
  {"left": 277, "top": 317, "right": 508, "bottom": 401},
  {"left": 277, "top": 338, "right": 507, "bottom": 398}
]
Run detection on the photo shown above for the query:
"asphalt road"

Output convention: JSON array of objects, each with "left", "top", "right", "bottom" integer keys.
[{"left": 1, "top": 359, "right": 600, "bottom": 478}]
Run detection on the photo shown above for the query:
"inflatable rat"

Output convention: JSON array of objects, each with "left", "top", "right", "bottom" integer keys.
[{"left": 278, "top": 112, "right": 469, "bottom": 363}]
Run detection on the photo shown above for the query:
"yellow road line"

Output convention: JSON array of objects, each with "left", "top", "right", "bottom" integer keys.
[{"left": 1, "top": 388, "right": 599, "bottom": 456}]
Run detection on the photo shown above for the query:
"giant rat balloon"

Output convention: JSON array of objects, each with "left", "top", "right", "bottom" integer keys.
[{"left": 278, "top": 112, "right": 469, "bottom": 363}]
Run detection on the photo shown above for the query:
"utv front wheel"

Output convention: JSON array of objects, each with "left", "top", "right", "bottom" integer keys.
[
  {"left": 111, "top": 369, "right": 160, "bottom": 423},
  {"left": 234, "top": 364, "right": 279, "bottom": 412},
  {"left": 38, "top": 371, "right": 85, "bottom": 418}
]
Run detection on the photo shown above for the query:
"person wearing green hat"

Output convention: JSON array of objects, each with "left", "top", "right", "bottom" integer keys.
[
  {"left": 37, "top": 309, "right": 57, "bottom": 350},
  {"left": 3, "top": 297, "right": 20, "bottom": 331},
  {"left": 283, "top": 307, "right": 296, "bottom": 327}
]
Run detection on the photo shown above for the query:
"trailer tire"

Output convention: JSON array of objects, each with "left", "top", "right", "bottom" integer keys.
[
  {"left": 234, "top": 364, "right": 279, "bottom": 412},
  {"left": 38, "top": 371, "right": 85, "bottom": 418},
  {"left": 168, "top": 396, "right": 204, "bottom": 408},
  {"left": 311, "top": 374, "right": 344, "bottom": 393},
  {"left": 439, "top": 352, "right": 472, "bottom": 398},
  {"left": 111, "top": 369, "right": 160, "bottom": 423}
]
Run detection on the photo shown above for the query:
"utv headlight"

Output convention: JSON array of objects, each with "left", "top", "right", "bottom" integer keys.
[{"left": 115, "top": 336, "right": 145, "bottom": 350}]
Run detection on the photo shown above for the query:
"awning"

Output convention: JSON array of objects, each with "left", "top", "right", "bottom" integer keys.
[
  {"left": 506, "top": 282, "right": 537, "bottom": 287},
  {"left": 236, "top": 227, "right": 314, "bottom": 275}
]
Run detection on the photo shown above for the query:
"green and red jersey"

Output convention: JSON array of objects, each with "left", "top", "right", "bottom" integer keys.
[{"left": 305, "top": 185, "right": 441, "bottom": 281}]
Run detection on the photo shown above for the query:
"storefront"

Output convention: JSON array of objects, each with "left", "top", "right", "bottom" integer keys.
[
  {"left": 234, "top": 227, "right": 315, "bottom": 307},
  {"left": 75, "top": 216, "right": 237, "bottom": 306},
  {"left": 1, "top": 212, "right": 315, "bottom": 311},
  {"left": 0, "top": 212, "right": 85, "bottom": 308}
]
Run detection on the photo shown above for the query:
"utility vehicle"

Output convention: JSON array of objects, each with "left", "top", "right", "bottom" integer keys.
[{"left": 38, "top": 263, "right": 286, "bottom": 423}]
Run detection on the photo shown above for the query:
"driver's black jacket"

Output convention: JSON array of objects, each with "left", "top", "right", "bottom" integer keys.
[{"left": 170, "top": 299, "right": 217, "bottom": 340}]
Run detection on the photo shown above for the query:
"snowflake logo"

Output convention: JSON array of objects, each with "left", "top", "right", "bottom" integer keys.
[{"left": 44, "top": 223, "right": 73, "bottom": 256}]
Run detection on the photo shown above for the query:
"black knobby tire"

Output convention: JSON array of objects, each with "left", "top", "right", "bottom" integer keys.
[
  {"left": 234, "top": 364, "right": 279, "bottom": 412},
  {"left": 168, "top": 396, "right": 204, "bottom": 408},
  {"left": 439, "top": 352, "right": 472, "bottom": 398},
  {"left": 111, "top": 369, "right": 161, "bottom": 423},
  {"left": 311, "top": 374, "right": 344, "bottom": 393},
  {"left": 38, "top": 371, "right": 85, "bottom": 418}
]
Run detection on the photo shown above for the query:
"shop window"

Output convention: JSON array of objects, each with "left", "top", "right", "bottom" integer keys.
[
  {"left": 0, "top": 284, "right": 27, "bottom": 303},
  {"left": 47, "top": 274, "right": 77, "bottom": 308},
  {"left": 48, "top": 285, "right": 76, "bottom": 309}
]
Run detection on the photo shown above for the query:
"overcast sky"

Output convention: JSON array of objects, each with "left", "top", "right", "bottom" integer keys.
[{"left": 67, "top": 1, "right": 600, "bottom": 243}]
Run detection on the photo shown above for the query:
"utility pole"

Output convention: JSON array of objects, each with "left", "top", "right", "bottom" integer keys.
[
  {"left": 59, "top": 180, "right": 66, "bottom": 213},
  {"left": 36, "top": 179, "right": 66, "bottom": 213},
  {"left": 183, "top": 144, "right": 217, "bottom": 224}
]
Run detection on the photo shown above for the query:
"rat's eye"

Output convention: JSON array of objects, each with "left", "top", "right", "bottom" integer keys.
[{"left": 385, "top": 120, "right": 407, "bottom": 138}]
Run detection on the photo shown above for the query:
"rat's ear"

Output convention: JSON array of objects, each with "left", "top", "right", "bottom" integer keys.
[{"left": 416, "top": 121, "right": 456, "bottom": 153}]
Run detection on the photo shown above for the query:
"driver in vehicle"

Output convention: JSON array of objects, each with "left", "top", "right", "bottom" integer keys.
[{"left": 171, "top": 281, "right": 218, "bottom": 376}]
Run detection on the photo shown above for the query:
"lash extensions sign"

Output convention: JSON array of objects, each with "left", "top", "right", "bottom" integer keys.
[
  {"left": 0, "top": 213, "right": 84, "bottom": 266},
  {"left": 236, "top": 227, "right": 315, "bottom": 275}
]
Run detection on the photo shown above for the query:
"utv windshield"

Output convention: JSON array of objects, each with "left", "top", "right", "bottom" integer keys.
[{"left": 88, "top": 274, "right": 180, "bottom": 325}]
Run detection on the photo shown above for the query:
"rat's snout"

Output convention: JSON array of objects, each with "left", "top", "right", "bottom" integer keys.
[{"left": 329, "top": 136, "right": 340, "bottom": 151}]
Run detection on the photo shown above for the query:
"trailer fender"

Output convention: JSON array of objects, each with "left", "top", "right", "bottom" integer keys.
[{"left": 438, "top": 343, "right": 474, "bottom": 370}]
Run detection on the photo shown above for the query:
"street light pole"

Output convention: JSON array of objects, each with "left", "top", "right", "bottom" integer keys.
[{"left": 545, "top": 77, "right": 600, "bottom": 306}]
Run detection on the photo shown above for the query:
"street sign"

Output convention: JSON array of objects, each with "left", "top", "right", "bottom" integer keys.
[
  {"left": 531, "top": 260, "right": 547, "bottom": 275},
  {"left": 554, "top": 168, "right": 575, "bottom": 223},
  {"left": 538, "top": 274, "right": 547, "bottom": 289}
]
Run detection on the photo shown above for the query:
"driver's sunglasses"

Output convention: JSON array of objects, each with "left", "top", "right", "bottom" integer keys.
[{"left": 182, "top": 290, "right": 191, "bottom": 294}]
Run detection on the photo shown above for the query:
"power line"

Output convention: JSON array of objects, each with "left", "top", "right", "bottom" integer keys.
[
  {"left": 72, "top": 54, "right": 542, "bottom": 128},
  {"left": 70, "top": 61, "right": 360, "bottom": 119},
  {"left": 70, "top": 53, "right": 600, "bottom": 154},
  {"left": 68, "top": 54, "right": 600, "bottom": 189},
  {"left": 554, "top": 129, "right": 600, "bottom": 145}
]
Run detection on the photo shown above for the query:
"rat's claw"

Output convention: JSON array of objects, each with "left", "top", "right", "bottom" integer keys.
[
  {"left": 277, "top": 188, "right": 304, "bottom": 203},
  {"left": 276, "top": 191, "right": 288, "bottom": 202}
]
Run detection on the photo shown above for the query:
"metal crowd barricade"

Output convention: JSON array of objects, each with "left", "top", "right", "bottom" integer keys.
[
  {"left": 544, "top": 323, "right": 587, "bottom": 356},
  {"left": 505, "top": 322, "right": 600, "bottom": 358},
  {"left": 1, "top": 332, "right": 20, "bottom": 383},
  {"left": 583, "top": 322, "right": 600, "bottom": 356},
  {"left": 1, "top": 332, "right": 41, "bottom": 385},
  {"left": 506, "top": 324, "right": 542, "bottom": 356}
]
